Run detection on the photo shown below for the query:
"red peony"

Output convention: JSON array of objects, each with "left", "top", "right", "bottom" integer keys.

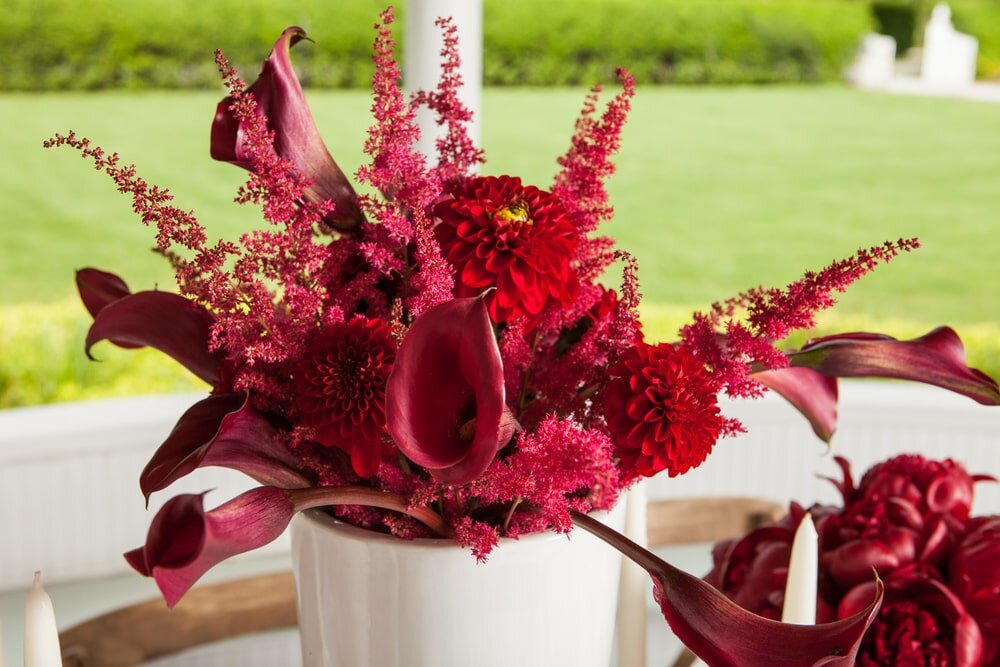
[
  {"left": 819, "top": 455, "right": 976, "bottom": 588},
  {"left": 708, "top": 456, "right": 994, "bottom": 667},
  {"left": 855, "top": 454, "right": 977, "bottom": 523},
  {"left": 950, "top": 517, "right": 1000, "bottom": 664},
  {"left": 602, "top": 341, "right": 724, "bottom": 480},
  {"left": 433, "top": 175, "right": 579, "bottom": 326},
  {"left": 294, "top": 316, "right": 396, "bottom": 477},
  {"left": 838, "top": 567, "right": 984, "bottom": 667}
]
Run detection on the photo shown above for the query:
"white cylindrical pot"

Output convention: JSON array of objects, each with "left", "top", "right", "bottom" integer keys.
[{"left": 291, "top": 502, "right": 626, "bottom": 667}]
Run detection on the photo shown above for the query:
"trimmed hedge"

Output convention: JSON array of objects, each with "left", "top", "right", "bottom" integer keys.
[
  {"left": 951, "top": 0, "right": 1000, "bottom": 79},
  {"left": 4, "top": 0, "right": 873, "bottom": 89},
  {"left": 482, "top": 0, "right": 873, "bottom": 85}
]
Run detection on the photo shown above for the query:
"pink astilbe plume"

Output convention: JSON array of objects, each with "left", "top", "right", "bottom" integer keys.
[
  {"left": 42, "top": 132, "right": 240, "bottom": 314},
  {"left": 682, "top": 238, "right": 921, "bottom": 398},
  {"left": 552, "top": 70, "right": 635, "bottom": 283},
  {"left": 553, "top": 69, "right": 635, "bottom": 235},
  {"left": 411, "top": 17, "right": 485, "bottom": 185},
  {"left": 474, "top": 416, "right": 620, "bottom": 538},
  {"left": 453, "top": 516, "right": 500, "bottom": 562},
  {"left": 353, "top": 9, "right": 451, "bottom": 321},
  {"left": 610, "top": 249, "right": 643, "bottom": 348},
  {"left": 210, "top": 51, "right": 342, "bottom": 401},
  {"left": 356, "top": 8, "right": 440, "bottom": 232},
  {"left": 407, "top": 209, "right": 455, "bottom": 318}
]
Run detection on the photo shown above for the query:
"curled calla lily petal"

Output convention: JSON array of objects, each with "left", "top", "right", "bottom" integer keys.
[
  {"left": 572, "top": 511, "right": 883, "bottom": 666},
  {"left": 85, "top": 290, "right": 222, "bottom": 384},
  {"left": 127, "top": 485, "right": 450, "bottom": 606},
  {"left": 125, "top": 488, "right": 295, "bottom": 608},
  {"left": 140, "top": 393, "right": 311, "bottom": 504},
  {"left": 753, "top": 366, "right": 839, "bottom": 442},
  {"left": 788, "top": 327, "right": 1000, "bottom": 406},
  {"left": 211, "top": 27, "right": 362, "bottom": 230},
  {"left": 76, "top": 267, "right": 142, "bottom": 349},
  {"left": 386, "top": 296, "right": 509, "bottom": 485},
  {"left": 76, "top": 267, "right": 131, "bottom": 318}
]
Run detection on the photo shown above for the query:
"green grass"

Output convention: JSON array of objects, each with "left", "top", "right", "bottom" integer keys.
[{"left": 1, "top": 86, "right": 999, "bottom": 406}]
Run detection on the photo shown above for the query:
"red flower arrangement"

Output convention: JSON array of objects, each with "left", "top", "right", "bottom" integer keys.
[
  {"left": 708, "top": 455, "right": 1000, "bottom": 666},
  {"left": 47, "top": 9, "right": 999, "bottom": 666}
]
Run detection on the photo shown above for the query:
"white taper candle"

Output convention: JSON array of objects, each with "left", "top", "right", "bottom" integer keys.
[
  {"left": 23, "top": 572, "right": 61, "bottom": 667},
  {"left": 781, "top": 512, "right": 819, "bottom": 624}
]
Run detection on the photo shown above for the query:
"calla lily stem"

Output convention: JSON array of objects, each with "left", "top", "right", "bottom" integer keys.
[{"left": 290, "top": 486, "right": 452, "bottom": 538}]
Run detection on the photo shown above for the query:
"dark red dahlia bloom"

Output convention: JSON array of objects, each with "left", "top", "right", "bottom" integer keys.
[
  {"left": 602, "top": 341, "right": 724, "bottom": 480},
  {"left": 433, "top": 175, "right": 579, "bottom": 326},
  {"left": 839, "top": 567, "right": 984, "bottom": 667},
  {"left": 950, "top": 516, "right": 1000, "bottom": 664},
  {"left": 294, "top": 317, "right": 396, "bottom": 477}
]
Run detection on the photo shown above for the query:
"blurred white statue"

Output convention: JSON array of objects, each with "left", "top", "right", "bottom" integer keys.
[
  {"left": 922, "top": 3, "right": 978, "bottom": 86},
  {"left": 847, "top": 33, "right": 897, "bottom": 88}
]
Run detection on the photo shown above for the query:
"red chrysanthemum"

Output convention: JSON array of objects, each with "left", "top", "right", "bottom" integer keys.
[
  {"left": 294, "top": 317, "right": 396, "bottom": 477},
  {"left": 602, "top": 341, "right": 724, "bottom": 480},
  {"left": 433, "top": 175, "right": 579, "bottom": 326}
]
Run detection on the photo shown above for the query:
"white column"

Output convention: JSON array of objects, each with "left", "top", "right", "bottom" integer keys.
[
  {"left": 617, "top": 481, "right": 647, "bottom": 667},
  {"left": 404, "top": 0, "right": 483, "bottom": 161}
]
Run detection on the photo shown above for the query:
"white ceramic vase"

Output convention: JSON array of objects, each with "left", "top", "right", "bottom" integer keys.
[{"left": 290, "top": 502, "right": 626, "bottom": 667}]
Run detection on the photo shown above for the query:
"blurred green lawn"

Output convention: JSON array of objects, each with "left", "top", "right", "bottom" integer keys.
[{"left": 1, "top": 86, "right": 998, "bottom": 406}]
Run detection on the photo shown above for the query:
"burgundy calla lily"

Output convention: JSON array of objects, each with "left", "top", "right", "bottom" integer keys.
[
  {"left": 84, "top": 290, "right": 223, "bottom": 384},
  {"left": 125, "top": 488, "right": 295, "bottom": 608},
  {"left": 386, "top": 296, "right": 512, "bottom": 485},
  {"left": 787, "top": 327, "right": 1000, "bottom": 406},
  {"left": 76, "top": 267, "right": 142, "bottom": 350},
  {"left": 76, "top": 267, "right": 132, "bottom": 319},
  {"left": 140, "top": 393, "right": 310, "bottom": 503},
  {"left": 127, "top": 485, "right": 452, "bottom": 606},
  {"left": 572, "top": 511, "right": 883, "bottom": 666},
  {"left": 210, "top": 27, "right": 362, "bottom": 230},
  {"left": 753, "top": 366, "right": 839, "bottom": 442}
]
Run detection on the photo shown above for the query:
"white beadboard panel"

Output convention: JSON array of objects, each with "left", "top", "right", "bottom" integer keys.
[
  {"left": 646, "top": 381, "right": 1000, "bottom": 515},
  {"left": 0, "top": 394, "right": 290, "bottom": 593}
]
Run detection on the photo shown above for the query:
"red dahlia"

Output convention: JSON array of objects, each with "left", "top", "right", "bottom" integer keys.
[
  {"left": 602, "top": 341, "right": 723, "bottom": 480},
  {"left": 433, "top": 175, "right": 579, "bottom": 326},
  {"left": 294, "top": 317, "right": 396, "bottom": 477}
]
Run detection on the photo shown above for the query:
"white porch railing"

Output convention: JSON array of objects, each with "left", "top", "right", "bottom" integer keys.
[{"left": 1, "top": 382, "right": 998, "bottom": 594}]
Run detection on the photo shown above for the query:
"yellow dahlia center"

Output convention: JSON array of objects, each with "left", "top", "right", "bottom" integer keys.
[{"left": 494, "top": 199, "right": 532, "bottom": 229}]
